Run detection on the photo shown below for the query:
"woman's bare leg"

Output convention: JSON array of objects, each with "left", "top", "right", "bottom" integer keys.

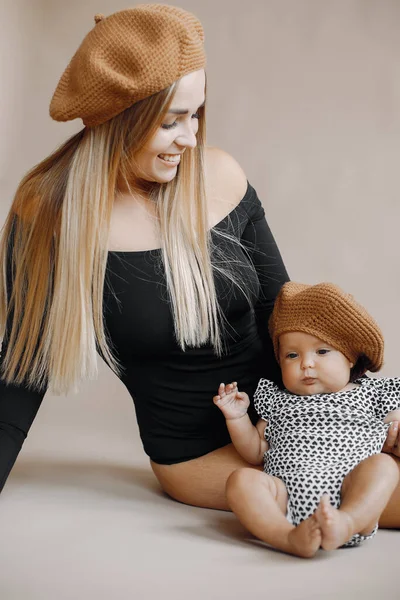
[
  {"left": 151, "top": 444, "right": 258, "bottom": 510},
  {"left": 226, "top": 468, "right": 321, "bottom": 558},
  {"left": 151, "top": 444, "right": 400, "bottom": 528},
  {"left": 315, "top": 453, "right": 399, "bottom": 550}
]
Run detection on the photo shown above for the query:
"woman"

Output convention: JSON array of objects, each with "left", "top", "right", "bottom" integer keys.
[{"left": 0, "top": 5, "right": 399, "bottom": 524}]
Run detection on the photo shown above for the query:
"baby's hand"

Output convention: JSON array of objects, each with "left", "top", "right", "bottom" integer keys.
[{"left": 213, "top": 382, "right": 250, "bottom": 420}]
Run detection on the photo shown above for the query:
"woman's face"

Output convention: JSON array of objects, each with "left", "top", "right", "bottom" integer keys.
[{"left": 135, "top": 69, "right": 206, "bottom": 184}]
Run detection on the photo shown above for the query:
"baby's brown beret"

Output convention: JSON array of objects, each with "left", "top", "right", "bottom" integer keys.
[
  {"left": 269, "top": 282, "right": 384, "bottom": 373},
  {"left": 49, "top": 4, "right": 206, "bottom": 127}
]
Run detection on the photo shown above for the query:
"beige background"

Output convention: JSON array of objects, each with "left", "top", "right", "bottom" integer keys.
[{"left": 1, "top": 1, "right": 399, "bottom": 599}]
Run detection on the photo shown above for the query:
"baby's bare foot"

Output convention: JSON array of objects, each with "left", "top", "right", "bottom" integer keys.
[
  {"left": 315, "top": 494, "right": 354, "bottom": 550},
  {"left": 286, "top": 514, "right": 322, "bottom": 558}
]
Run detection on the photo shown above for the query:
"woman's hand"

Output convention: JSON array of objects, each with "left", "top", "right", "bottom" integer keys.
[
  {"left": 382, "top": 421, "right": 400, "bottom": 458},
  {"left": 213, "top": 382, "right": 250, "bottom": 421}
]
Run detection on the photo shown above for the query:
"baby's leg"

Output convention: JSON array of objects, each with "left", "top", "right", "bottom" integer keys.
[
  {"left": 316, "top": 453, "right": 399, "bottom": 550},
  {"left": 226, "top": 468, "right": 321, "bottom": 558}
]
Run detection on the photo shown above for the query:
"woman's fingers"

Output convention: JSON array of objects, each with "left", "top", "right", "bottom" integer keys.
[
  {"left": 391, "top": 424, "right": 400, "bottom": 457},
  {"left": 383, "top": 421, "right": 399, "bottom": 454}
]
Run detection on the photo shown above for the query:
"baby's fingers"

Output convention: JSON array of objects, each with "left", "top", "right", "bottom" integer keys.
[
  {"left": 213, "top": 394, "right": 221, "bottom": 405},
  {"left": 225, "top": 381, "right": 238, "bottom": 394},
  {"left": 217, "top": 382, "right": 226, "bottom": 398}
]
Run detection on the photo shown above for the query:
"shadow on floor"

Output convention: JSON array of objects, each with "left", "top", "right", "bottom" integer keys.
[
  {"left": 175, "top": 512, "right": 332, "bottom": 561},
  {"left": 10, "top": 457, "right": 164, "bottom": 503}
]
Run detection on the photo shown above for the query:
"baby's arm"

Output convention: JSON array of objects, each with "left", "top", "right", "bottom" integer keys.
[{"left": 213, "top": 382, "right": 268, "bottom": 465}]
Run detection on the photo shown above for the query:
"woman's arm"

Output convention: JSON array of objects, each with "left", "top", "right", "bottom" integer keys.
[
  {"left": 240, "top": 186, "right": 290, "bottom": 383},
  {"left": 206, "top": 147, "right": 290, "bottom": 382},
  {"left": 0, "top": 229, "right": 46, "bottom": 492},
  {"left": 0, "top": 375, "right": 45, "bottom": 492}
]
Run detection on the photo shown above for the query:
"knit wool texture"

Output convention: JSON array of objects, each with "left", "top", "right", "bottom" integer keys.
[
  {"left": 269, "top": 282, "right": 384, "bottom": 373},
  {"left": 49, "top": 4, "right": 206, "bottom": 127}
]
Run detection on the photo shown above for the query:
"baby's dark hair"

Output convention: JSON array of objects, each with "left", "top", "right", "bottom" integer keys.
[{"left": 350, "top": 355, "right": 371, "bottom": 382}]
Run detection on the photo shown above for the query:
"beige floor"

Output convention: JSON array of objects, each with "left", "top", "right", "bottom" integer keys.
[{"left": 0, "top": 368, "right": 398, "bottom": 600}]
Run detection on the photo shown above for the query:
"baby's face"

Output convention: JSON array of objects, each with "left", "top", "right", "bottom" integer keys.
[{"left": 278, "top": 332, "right": 353, "bottom": 395}]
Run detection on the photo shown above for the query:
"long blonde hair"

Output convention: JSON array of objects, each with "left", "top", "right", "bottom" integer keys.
[{"left": 0, "top": 81, "right": 222, "bottom": 394}]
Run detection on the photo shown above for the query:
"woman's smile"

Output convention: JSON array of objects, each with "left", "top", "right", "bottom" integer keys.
[{"left": 157, "top": 153, "right": 182, "bottom": 166}]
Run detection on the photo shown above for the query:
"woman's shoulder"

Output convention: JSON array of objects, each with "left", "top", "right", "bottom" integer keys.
[{"left": 204, "top": 147, "right": 250, "bottom": 224}]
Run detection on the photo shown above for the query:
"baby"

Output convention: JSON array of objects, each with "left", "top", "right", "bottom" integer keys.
[{"left": 214, "top": 282, "right": 400, "bottom": 557}]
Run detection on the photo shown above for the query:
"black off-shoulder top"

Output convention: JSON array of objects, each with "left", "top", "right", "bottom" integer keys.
[{"left": 0, "top": 183, "right": 289, "bottom": 490}]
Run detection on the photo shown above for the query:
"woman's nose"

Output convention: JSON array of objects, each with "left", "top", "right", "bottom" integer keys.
[{"left": 175, "top": 123, "right": 197, "bottom": 149}]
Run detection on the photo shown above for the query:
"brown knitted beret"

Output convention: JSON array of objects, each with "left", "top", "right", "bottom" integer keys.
[
  {"left": 49, "top": 4, "right": 206, "bottom": 127},
  {"left": 269, "top": 282, "right": 384, "bottom": 373}
]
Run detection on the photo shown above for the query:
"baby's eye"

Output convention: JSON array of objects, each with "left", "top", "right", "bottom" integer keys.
[
  {"left": 317, "top": 349, "right": 330, "bottom": 355},
  {"left": 286, "top": 352, "right": 298, "bottom": 359}
]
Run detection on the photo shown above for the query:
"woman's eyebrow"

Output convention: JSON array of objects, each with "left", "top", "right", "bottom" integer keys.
[{"left": 167, "top": 101, "right": 205, "bottom": 115}]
